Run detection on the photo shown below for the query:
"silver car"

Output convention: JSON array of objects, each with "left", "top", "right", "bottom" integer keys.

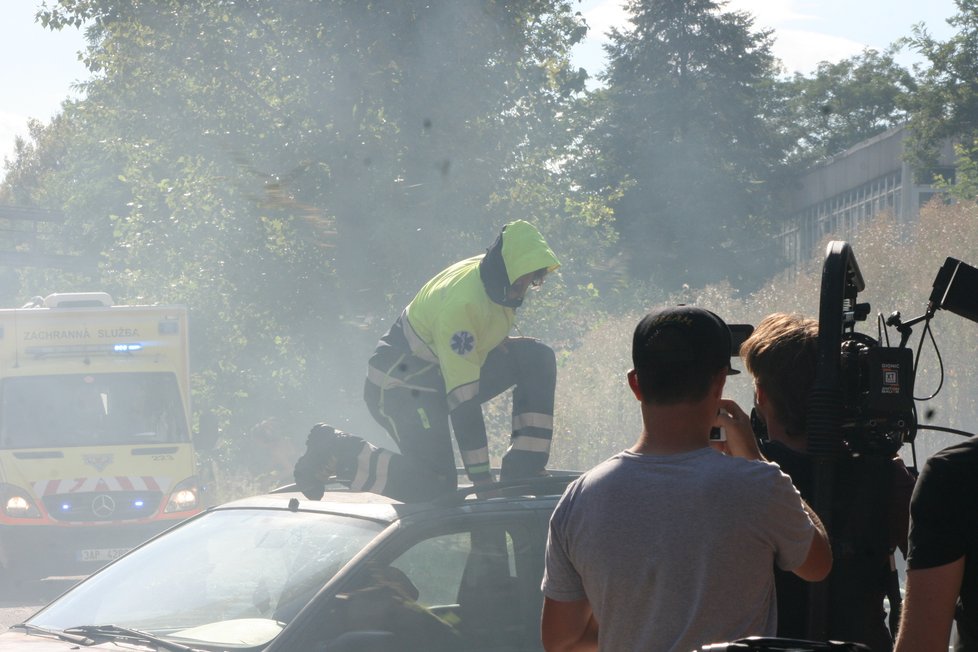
[{"left": 1, "top": 476, "right": 575, "bottom": 651}]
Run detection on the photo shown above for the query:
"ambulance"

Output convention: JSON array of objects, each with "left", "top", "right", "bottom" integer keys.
[{"left": 0, "top": 292, "right": 212, "bottom": 585}]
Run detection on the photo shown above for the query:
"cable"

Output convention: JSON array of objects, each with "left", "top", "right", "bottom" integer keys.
[
  {"left": 912, "top": 320, "right": 944, "bottom": 401},
  {"left": 916, "top": 424, "right": 976, "bottom": 438}
]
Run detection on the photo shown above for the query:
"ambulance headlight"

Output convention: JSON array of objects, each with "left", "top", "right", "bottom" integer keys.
[
  {"left": 0, "top": 484, "right": 42, "bottom": 518},
  {"left": 164, "top": 477, "right": 199, "bottom": 513}
]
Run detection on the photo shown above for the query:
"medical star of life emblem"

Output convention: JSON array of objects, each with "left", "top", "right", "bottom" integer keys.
[{"left": 451, "top": 331, "right": 475, "bottom": 355}]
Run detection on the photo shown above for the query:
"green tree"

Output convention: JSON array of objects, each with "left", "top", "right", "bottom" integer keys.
[
  {"left": 906, "top": 0, "right": 978, "bottom": 190},
  {"left": 3, "top": 0, "right": 599, "bottom": 466},
  {"left": 777, "top": 47, "right": 916, "bottom": 169},
  {"left": 584, "top": 0, "right": 784, "bottom": 292}
]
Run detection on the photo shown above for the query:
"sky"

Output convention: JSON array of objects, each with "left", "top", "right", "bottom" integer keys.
[
  {"left": 0, "top": 0, "right": 962, "bottom": 180},
  {"left": 572, "top": 0, "right": 958, "bottom": 78}
]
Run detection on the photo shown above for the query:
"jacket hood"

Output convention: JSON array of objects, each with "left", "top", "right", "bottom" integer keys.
[{"left": 479, "top": 220, "right": 560, "bottom": 308}]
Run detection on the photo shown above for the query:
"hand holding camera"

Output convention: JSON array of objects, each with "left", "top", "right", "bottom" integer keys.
[{"left": 715, "top": 399, "right": 764, "bottom": 461}]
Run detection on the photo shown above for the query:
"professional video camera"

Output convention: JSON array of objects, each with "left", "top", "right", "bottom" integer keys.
[{"left": 806, "top": 241, "right": 978, "bottom": 460}]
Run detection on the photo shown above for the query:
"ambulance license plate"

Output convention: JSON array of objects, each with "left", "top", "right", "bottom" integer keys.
[{"left": 77, "top": 547, "right": 129, "bottom": 563}]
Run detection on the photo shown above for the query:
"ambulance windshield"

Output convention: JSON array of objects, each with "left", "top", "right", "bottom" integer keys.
[{"left": 0, "top": 372, "right": 189, "bottom": 448}]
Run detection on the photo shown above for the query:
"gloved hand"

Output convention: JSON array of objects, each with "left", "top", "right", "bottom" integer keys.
[
  {"left": 306, "top": 423, "right": 339, "bottom": 454},
  {"left": 292, "top": 423, "right": 339, "bottom": 500},
  {"left": 293, "top": 452, "right": 328, "bottom": 500}
]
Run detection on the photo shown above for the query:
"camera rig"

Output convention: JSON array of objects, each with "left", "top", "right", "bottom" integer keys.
[
  {"left": 808, "top": 241, "right": 978, "bottom": 460},
  {"left": 700, "top": 243, "right": 978, "bottom": 650},
  {"left": 789, "top": 241, "right": 978, "bottom": 642}
]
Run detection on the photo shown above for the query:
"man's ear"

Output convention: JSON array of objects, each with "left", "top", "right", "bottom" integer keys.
[
  {"left": 753, "top": 382, "right": 771, "bottom": 427},
  {"left": 755, "top": 382, "right": 769, "bottom": 409},
  {"left": 711, "top": 369, "right": 727, "bottom": 399},
  {"left": 627, "top": 369, "right": 643, "bottom": 401}
]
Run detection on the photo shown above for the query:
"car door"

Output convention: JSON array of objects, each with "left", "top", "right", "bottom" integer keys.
[{"left": 278, "top": 504, "right": 552, "bottom": 652}]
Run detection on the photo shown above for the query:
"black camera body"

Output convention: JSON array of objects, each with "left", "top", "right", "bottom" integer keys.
[
  {"left": 810, "top": 242, "right": 978, "bottom": 459},
  {"left": 836, "top": 331, "right": 916, "bottom": 457}
]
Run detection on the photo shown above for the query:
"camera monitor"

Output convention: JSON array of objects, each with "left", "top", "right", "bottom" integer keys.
[{"left": 929, "top": 257, "right": 978, "bottom": 324}]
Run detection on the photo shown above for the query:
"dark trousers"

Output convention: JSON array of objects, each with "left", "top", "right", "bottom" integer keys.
[{"left": 357, "top": 337, "right": 556, "bottom": 501}]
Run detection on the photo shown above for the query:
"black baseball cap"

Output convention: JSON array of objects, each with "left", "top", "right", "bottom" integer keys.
[{"left": 632, "top": 305, "right": 739, "bottom": 376}]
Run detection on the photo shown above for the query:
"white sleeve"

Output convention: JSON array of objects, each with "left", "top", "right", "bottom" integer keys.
[{"left": 765, "top": 467, "right": 818, "bottom": 572}]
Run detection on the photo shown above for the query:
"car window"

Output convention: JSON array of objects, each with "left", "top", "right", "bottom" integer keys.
[
  {"left": 30, "top": 508, "right": 384, "bottom": 647},
  {"left": 389, "top": 527, "right": 519, "bottom": 609},
  {"left": 391, "top": 530, "right": 473, "bottom": 607},
  {"left": 304, "top": 513, "right": 549, "bottom": 652}
]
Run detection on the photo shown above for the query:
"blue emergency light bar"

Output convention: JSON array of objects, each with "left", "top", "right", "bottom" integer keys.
[
  {"left": 25, "top": 342, "right": 148, "bottom": 358},
  {"left": 58, "top": 498, "right": 149, "bottom": 513}
]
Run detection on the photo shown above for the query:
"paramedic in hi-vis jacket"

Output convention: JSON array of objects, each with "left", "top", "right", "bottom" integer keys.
[{"left": 294, "top": 220, "right": 561, "bottom": 502}]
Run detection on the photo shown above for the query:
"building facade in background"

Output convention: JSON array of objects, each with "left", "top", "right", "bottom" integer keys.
[{"left": 780, "top": 125, "right": 957, "bottom": 270}]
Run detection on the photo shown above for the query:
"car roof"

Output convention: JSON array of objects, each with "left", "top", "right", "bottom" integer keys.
[
  {"left": 211, "top": 472, "right": 581, "bottom": 525},
  {"left": 216, "top": 489, "right": 417, "bottom": 524}
]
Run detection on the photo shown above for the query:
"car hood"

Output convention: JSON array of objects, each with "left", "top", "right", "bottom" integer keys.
[
  {"left": 0, "top": 619, "right": 282, "bottom": 651},
  {"left": 0, "top": 630, "right": 167, "bottom": 650},
  {"left": 0, "top": 631, "right": 106, "bottom": 649}
]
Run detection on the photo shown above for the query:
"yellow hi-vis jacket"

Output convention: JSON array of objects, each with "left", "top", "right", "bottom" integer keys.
[
  {"left": 402, "top": 220, "right": 559, "bottom": 410},
  {"left": 366, "top": 220, "right": 559, "bottom": 480}
]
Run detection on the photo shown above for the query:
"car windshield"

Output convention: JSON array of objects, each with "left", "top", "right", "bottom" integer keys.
[
  {"left": 0, "top": 372, "right": 189, "bottom": 447},
  {"left": 28, "top": 507, "right": 384, "bottom": 648}
]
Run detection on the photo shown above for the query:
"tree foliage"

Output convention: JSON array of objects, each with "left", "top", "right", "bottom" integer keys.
[
  {"left": 582, "top": 0, "right": 784, "bottom": 292},
  {"left": 906, "top": 0, "right": 978, "bottom": 187},
  {"left": 6, "top": 0, "right": 978, "bottom": 483},
  {"left": 3, "top": 0, "right": 606, "bottom": 459},
  {"left": 776, "top": 47, "right": 916, "bottom": 168}
]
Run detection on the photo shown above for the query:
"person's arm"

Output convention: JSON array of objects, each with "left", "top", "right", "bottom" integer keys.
[
  {"left": 791, "top": 500, "right": 832, "bottom": 581},
  {"left": 433, "top": 315, "right": 493, "bottom": 485},
  {"left": 894, "top": 556, "right": 965, "bottom": 652},
  {"left": 541, "top": 597, "right": 598, "bottom": 652},
  {"left": 719, "top": 398, "right": 833, "bottom": 582},
  {"left": 896, "top": 444, "right": 968, "bottom": 651}
]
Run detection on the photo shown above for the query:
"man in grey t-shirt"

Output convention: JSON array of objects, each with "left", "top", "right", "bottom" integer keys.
[{"left": 540, "top": 306, "right": 832, "bottom": 652}]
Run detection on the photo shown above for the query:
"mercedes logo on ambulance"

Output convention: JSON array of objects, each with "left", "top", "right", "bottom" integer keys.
[{"left": 92, "top": 494, "right": 116, "bottom": 518}]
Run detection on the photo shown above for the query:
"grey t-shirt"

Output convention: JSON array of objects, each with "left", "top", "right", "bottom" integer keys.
[{"left": 542, "top": 447, "right": 816, "bottom": 652}]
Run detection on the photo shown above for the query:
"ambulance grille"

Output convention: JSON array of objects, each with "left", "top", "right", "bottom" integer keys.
[{"left": 42, "top": 491, "right": 163, "bottom": 522}]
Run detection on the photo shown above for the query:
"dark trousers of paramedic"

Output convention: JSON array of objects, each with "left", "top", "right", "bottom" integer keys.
[{"left": 360, "top": 337, "right": 556, "bottom": 501}]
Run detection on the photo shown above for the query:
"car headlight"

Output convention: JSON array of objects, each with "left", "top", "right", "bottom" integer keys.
[
  {"left": 0, "top": 484, "right": 42, "bottom": 518},
  {"left": 164, "top": 477, "right": 200, "bottom": 513}
]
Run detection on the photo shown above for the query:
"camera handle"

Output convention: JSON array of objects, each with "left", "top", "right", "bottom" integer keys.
[
  {"left": 809, "top": 241, "right": 865, "bottom": 456},
  {"left": 804, "top": 242, "right": 866, "bottom": 640}
]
